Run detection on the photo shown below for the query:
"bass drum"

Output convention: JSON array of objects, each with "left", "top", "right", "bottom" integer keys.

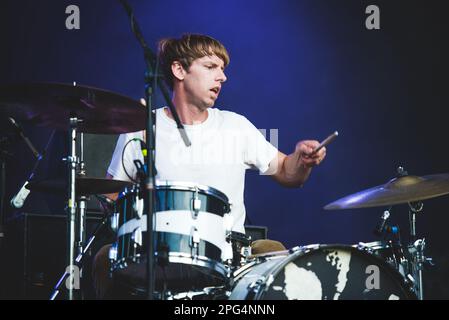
[{"left": 229, "top": 244, "right": 417, "bottom": 300}]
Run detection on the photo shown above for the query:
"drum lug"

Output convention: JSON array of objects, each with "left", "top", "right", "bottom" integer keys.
[
  {"left": 108, "top": 243, "right": 118, "bottom": 277},
  {"left": 192, "top": 187, "right": 201, "bottom": 219},
  {"left": 132, "top": 227, "right": 143, "bottom": 247},
  {"left": 134, "top": 197, "right": 144, "bottom": 219},
  {"left": 109, "top": 243, "right": 118, "bottom": 261},
  {"left": 110, "top": 212, "right": 119, "bottom": 232},
  {"left": 248, "top": 276, "right": 268, "bottom": 294},
  {"left": 190, "top": 226, "right": 200, "bottom": 248}
]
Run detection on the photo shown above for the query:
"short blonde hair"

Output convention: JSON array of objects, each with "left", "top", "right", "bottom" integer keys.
[{"left": 158, "top": 34, "right": 230, "bottom": 89}]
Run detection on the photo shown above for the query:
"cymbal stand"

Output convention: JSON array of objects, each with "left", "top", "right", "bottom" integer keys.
[
  {"left": 77, "top": 133, "right": 87, "bottom": 255},
  {"left": 407, "top": 201, "right": 425, "bottom": 300},
  {"left": 76, "top": 133, "right": 88, "bottom": 300},
  {"left": 65, "top": 117, "right": 81, "bottom": 300}
]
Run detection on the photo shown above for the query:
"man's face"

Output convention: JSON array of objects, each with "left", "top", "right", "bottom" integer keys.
[{"left": 180, "top": 55, "right": 227, "bottom": 110}]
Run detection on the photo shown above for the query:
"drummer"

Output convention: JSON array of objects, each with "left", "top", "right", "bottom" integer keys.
[{"left": 92, "top": 33, "right": 326, "bottom": 298}]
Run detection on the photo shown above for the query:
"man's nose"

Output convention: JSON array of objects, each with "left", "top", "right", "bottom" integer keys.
[{"left": 218, "top": 70, "right": 227, "bottom": 83}]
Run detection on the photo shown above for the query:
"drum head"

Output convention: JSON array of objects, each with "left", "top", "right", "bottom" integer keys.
[{"left": 231, "top": 245, "right": 416, "bottom": 300}]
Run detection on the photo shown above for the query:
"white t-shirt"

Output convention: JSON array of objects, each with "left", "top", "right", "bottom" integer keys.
[{"left": 108, "top": 107, "right": 278, "bottom": 233}]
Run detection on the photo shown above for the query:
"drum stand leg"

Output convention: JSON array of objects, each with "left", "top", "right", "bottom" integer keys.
[{"left": 50, "top": 212, "right": 110, "bottom": 300}]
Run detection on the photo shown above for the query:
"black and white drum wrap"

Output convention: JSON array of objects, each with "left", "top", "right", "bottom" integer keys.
[
  {"left": 109, "top": 181, "right": 232, "bottom": 292},
  {"left": 229, "top": 244, "right": 416, "bottom": 300}
]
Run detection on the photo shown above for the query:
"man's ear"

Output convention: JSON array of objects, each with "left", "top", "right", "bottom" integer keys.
[{"left": 171, "top": 61, "right": 185, "bottom": 81}]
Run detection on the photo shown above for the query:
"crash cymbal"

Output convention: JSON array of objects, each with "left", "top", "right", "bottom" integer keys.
[
  {"left": 0, "top": 82, "right": 146, "bottom": 134},
  {"left": 26, "top": 177, "right": 132, "bottom": 196},
  {"left": 324, "top": 173, "right": 449, "bottom": 210}
]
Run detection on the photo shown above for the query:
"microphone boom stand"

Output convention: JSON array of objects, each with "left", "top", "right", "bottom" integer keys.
[{"left": 118, "top": 0, "right": 191, "bottom": 300}]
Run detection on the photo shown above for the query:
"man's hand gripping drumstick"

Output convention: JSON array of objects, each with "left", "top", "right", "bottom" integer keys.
[{"left": 295, "top": 131, "right": 338, "bottom": 168}]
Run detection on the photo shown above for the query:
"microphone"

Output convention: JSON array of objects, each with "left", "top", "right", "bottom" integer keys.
[
  {"left": 8, "top": 117, "right": 41, "bottom": 159},
  {"left": 10, "top": 181, "right": 31, "bottom": 209},
  {"left": 139, "top": 139, "right": 148, "bottom": 161},
  {"left": 374, "top": 210, "right": 390, "bottom": 235},
  {"left": 135, "top": 138, "right": 148, "bottom": 175}
]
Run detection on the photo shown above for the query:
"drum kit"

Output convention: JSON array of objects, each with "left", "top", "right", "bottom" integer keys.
[{"left": 2, "top": 82, "right": 449, "bottom": 300}]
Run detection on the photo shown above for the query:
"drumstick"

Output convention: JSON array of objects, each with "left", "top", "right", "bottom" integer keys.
[{"left": 309, "top": 131, "right": 338, "bottom": 156}]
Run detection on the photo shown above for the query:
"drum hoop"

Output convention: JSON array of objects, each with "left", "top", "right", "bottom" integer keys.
[
  {"left": 356, "top": 240, "right": 387, "bottom": 248},
  {"left": 111, "top": 252, "right": 230, "bottom": 278},
  {"left": 118, "top": 180, "right": 229, "bottom": 204},
  {"left": 156, "top": 180, "right": 229, "bottom": 203}
]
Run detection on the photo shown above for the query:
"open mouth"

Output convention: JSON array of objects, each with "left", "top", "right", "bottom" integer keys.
[{"left": 210, "top": 87, "right": 220, "bottom": 95}]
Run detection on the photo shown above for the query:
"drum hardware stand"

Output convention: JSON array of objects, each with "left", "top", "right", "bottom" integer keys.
[
  {"left": 60, "top": 118, "right": 95, "bottom": 300},
  {"left": 397, "top": 166, "right": 429, "bottom": 300},
  {"left": 50, "top": 210, "right": 111, "bottom": 300},
  {"left": 63, "top": 115, "right": 94, "bottom": 299},
  {"left": 407, "top": 200, "right": 428, "bottom": 300},
  {"left": 76, "top": 136, "right": 89, "bottom": 299},
  {"left": 63, "top": 116, "right": 81, "bottom": 300},
  {"left": 119, "top": 0, "right": 191, "bottom": 300}
]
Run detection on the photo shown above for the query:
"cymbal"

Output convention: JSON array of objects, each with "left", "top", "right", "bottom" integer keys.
[
  {"left": 0, "top": 82, "right": 146, "bottom": 134},
  {"left": 324, "top": 173, "right": 449, "bottom": 210},
  {"left": 26, "top": 177, "right": 132, "bottom": 196}
]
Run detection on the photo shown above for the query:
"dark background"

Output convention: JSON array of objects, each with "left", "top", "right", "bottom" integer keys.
[{"left": 0, "top": 0, "right": 448, "bottom": 299}]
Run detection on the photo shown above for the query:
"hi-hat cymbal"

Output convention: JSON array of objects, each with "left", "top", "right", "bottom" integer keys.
[
  {"left": 324, "top": 173, "right": 449, "bottom": 210},
  {"left": 26, "top": 177, "right": 132, "bottom": 196},
  {"left": 0, "top": 82, "right": 146, "bottom": 134}
]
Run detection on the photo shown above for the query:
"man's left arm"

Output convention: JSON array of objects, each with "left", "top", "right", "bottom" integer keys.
[{"left": 268, "top": 140, "right": 327, "bottom": 188}]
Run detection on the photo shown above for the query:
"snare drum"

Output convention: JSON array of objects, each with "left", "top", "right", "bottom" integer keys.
[
  {"left": 109, "top": 181, "right": 231, "bottom": 293},
  {"left": 229, "top": 244, "right": 416, "bottom": 300}
]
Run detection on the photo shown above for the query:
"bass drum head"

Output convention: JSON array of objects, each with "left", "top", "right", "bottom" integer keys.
[{"left": 231, "top": 245, "right": 417, "bottom": 300}]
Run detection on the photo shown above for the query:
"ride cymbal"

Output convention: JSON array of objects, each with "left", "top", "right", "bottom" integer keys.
[{"left": 324, "top": 173, "right": 449, "bottom": 210}]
